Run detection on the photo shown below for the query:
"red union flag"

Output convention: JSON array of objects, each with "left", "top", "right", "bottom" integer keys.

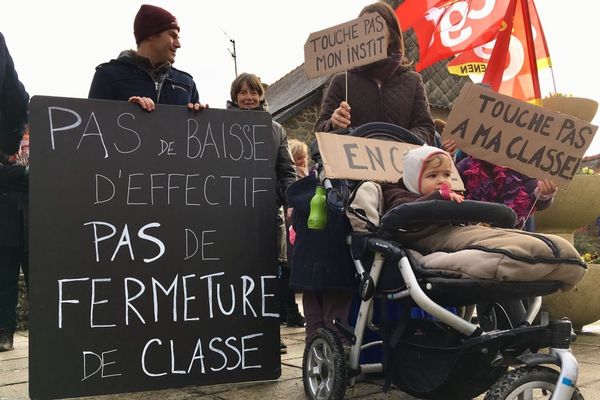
[
  {"left": 447, "top": 0, "right": 551, "bottom": 102},
  {"left": 396, "top": 0, "right": 511, "bottom": 71}
]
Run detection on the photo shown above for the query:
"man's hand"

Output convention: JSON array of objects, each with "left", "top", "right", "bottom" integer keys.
[
  {"left": 128, "top": 96, "right": 156, "bottom": 111},
  {"left": 187, "top": 103, "right": 209, "bottom": 111}
]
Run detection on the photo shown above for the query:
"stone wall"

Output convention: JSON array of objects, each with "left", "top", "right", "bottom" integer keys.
[{"left": 281, "top": 100, "right": 321, "bottom": 146}]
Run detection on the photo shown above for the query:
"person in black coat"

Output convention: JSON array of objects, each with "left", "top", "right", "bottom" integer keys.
[
  {"left": 298, "top": 1, "right": 434, "bottom": 342},
  {"left": 88, "top": 4, "right": 206, "bottom": 112},
  {"left": 226, "top": 72, "right": 299, "bottom": 352},
  {"left": 0, "top": 33, "right": 28, "bottom": 155},
  {"left": 0, "top": 32, "right": 29, "bottom": 352}
]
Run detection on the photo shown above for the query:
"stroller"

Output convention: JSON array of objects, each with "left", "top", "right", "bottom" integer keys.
[{"left": 287, "top": 123, "right": 584, "bottom": 400}]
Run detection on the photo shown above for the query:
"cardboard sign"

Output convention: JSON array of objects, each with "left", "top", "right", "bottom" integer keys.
[
  {"left": 304, "top": 12, "right": 389, "bottom": 79},
  {"left": 316, "top": 132, "right": 465, "bottom": 191},
  {"left": 29, "top": 97, "right": 281, "bottom": 399},
  {"left": 442, "top": 84, "right": 599, "bottom": 188}
]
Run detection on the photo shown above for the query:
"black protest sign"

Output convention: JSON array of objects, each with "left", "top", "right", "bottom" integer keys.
[
  {"left": 442, "top": 84, "right": 598, "bottom": 188},
  {"left": 29, "top": 96, "right": 280, "bottom": 399},
  {"left": 304, "top": 12, "right": 388, "bottom": 79}
]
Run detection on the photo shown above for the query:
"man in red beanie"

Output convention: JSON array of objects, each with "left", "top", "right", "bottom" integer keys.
[{"left": 88, "top": 4, "right": 206, "bottom": 111}]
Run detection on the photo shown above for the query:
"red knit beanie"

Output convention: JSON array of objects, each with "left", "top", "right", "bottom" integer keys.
[{"left": 134, "top": 4, "right": 180, "bottom": 44}]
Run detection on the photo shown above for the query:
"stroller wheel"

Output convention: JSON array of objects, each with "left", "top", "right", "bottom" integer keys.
[
  {"left": 302, "top": 328, "right": 347, "bottom": 400},
  {"left": 484, "top": 366, "right": 584, "bottom": 400}
]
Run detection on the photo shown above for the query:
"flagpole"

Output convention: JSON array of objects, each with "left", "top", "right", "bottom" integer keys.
[
  {"left": 549, "top": 66, "right": 558, "bottom": 94},
  {"left": 521, "top": 0, "right": 541, "bottom": 100},
  {"left": 482, "top": 0, "right": 517, "bottom": 91}
]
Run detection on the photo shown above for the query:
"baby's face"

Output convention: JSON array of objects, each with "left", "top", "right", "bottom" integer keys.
[{"left": 420, "top": 155, "right": 453, "bottom": 195}]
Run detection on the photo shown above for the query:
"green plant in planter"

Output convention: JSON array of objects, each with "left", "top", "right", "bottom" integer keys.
[
  {"left": 572, "top": 169, "right": 600, "bottom": 262},
  {"left": 574, "top": 223, "right": 600, "bottom": 264},
  {"left": 582, "top": 252, "right": 600, "bottom": 264},
  {"left": 545, "top": 92, "right": 573, "bottom": 98},
  {"left": 577, "top": 166, "right": 596, "bottom": 175}
]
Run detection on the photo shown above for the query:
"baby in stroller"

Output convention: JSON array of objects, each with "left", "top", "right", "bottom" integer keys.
[
  {"left": 380, "top": 145, "right": 586, "bottom": 291},
  {"left": 291, "top": 129, "right": 587, "bottom": 400}
]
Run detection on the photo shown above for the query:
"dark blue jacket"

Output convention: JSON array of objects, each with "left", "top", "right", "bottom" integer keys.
[
  {"left": 88, "top": 53, "right": 199, "bottom": 106},
  {"left": 287, "top": 175, "right": 357, "bottom": 293},
  {"left": 0, "top": 33, "right": 29, "bottom": 154}
]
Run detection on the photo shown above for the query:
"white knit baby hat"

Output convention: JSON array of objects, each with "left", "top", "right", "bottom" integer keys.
[{"left": 402, "top": 145, "right": 450, "bottom": 194}]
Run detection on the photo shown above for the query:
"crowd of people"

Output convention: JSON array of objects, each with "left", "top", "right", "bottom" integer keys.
[{"left": 0, "top": 2, "right": 576, "bottom": 366}]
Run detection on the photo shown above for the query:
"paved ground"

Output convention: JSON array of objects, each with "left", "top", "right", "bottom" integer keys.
[{"left": 2, "top": 316, "right": 600, "bottom": 400}]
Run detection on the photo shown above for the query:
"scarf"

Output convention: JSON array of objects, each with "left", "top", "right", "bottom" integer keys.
[
  {"left": 350, "top": 52, "right": 403, "bottom": 82},
  {"left": 118, "top": 49, "right": 171, "bottom": 83},
  {"left": 225, "top": 99, "right": 268, "bottom": 112}
]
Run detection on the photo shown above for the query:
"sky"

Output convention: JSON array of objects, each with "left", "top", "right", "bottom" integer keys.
[{"left": 2, "top": 0, "right": 600, "bottom": 155}]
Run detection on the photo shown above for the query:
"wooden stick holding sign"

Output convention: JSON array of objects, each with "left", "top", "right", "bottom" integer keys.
[
  {"left": 303, "top": 12, "right": 389, "bottom": 80},
  {"left": 442, "top": 84, "right": 598, "bottom": 188},
  {"left": 315, "top": 132, "right": 465, "bottom": 191}
]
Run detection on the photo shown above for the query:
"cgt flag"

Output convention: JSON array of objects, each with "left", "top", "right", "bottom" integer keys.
[
  {"left": 395, "top": 0, "right": 510, "bottom": 71},
  {"left": 448, "top": 0, "right": 551, "bottom": 103}
]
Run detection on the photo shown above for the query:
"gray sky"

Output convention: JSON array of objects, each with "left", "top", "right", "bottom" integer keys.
[{"left": 2, "top": 0, "right": 599, "bottom": 155}]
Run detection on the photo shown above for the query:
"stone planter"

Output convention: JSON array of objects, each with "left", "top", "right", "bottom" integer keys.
[
  {"left": 536, "top": 175, "right": 600, "bottom": 240},
  {"left": 541, "top": 96, "right": 598, "bottom": 124},
  {"left": 535, "top": 174, "right": 600, "bottom": 331},
  {"left": 543, "top": 264, "right": 600, "bottom": 332}
]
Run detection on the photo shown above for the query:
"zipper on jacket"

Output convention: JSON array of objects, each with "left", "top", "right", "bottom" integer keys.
[
  {"left": 155, "top": 73, "right": 168, "bottom": 103},
  {"left": 376, "top": 82, "right": 383, "bottom": 121},
  {"left": 171, "top": 83, "right": 188, "bottom": 92},
  {"left": 366, "top": 75, "right": 384, "bottom": 121},
  {"left": 136, "top": 65, "right": 165, "bottom": 103}
]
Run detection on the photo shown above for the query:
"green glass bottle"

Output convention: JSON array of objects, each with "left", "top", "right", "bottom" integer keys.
[{"left": 307, "top": 185, "right": 327, "bottom": 230}]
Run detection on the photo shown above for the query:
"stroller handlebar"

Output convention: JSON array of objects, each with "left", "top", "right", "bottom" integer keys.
[{"left": 381, "top": 199, "right": 518, "bottom": 232}]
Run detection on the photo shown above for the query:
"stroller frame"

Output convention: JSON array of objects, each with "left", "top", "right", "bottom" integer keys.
[
  {"left": 299, "top": 123, "right": 582, "bottom": 400},
  {"left": 304, "top": 234, "right": 580, "bottom": 400},
  {"left": 356, "top": 242, "right": 576, "bottom": 397}
]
